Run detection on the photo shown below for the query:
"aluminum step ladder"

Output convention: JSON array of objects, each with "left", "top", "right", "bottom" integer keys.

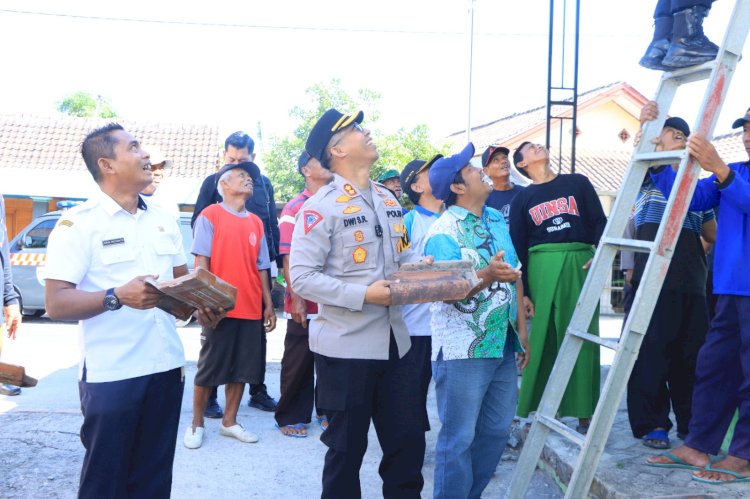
[{"left": 507, "top": 2, "right": 750, "bottom": 497}]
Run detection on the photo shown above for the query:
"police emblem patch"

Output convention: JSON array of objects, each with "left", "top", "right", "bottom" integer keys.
[
  {"left": 383, "top": 198, "right": 398, "bottom": 207},
  {"left": 336, "top": 194, "right": 352, "bottom": 203},
  {"left": 343, "top": 205, "right": 361, "bottom": 214},
  {"left": 352, "top": 246, "right": 367, "bottom": 263},
  {"left": 343, "top": 184, "right": 357, "bottom": 197},
  {"left": 354, "top": 230, "right": 365, "bottom": 242},
  {"left": 303, "top": 210, "right": 323, "bottom": 234}
]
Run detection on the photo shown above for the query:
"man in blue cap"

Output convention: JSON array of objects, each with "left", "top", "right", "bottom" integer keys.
[
  {"left": 423, "top": 143, "right": 529, "bottom": 499},
  {"left": 482, "top": 145, "right": 524, "bottom": 225},
  {"left": 627, "top": 102, "right": 716, "bottom": 450},
  {"left": 290, "top": 109, "right": 425, "bottom": 498},
  {"left": 645, "top": 105, "right": 750, "bottom": 484}
]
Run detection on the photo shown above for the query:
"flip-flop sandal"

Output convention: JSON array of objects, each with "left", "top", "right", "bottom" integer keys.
[
  {"left": 318, "top": 416, "right": 328, "bottom": 432},
  {"left": 642, "top": 429, "right": 670, "bottom": 449},
  {"left": 275, "top": 423, "right": 307, "bottom": 438},
  {"left": 692, "top": 465, "right": 750, "bottom": 484},
  {"left": 645, "top": 451, "right": 703, "bottom": 470}
]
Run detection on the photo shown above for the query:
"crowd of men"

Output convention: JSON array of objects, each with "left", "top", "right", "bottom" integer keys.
[{"left": 0, "top": 98, "right": 748, "bottom": 497}]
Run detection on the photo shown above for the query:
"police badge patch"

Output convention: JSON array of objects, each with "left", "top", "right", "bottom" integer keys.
[
  {"left": 303, "top": 210, "right": 323, "bottom": 234},
  {"left": 352, "top": 246, "right": 367, "bottom": 263}
]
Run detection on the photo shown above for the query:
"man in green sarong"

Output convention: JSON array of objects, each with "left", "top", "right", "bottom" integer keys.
[{"left": 509, "top": 142, "right": 607, "bottom": 433}]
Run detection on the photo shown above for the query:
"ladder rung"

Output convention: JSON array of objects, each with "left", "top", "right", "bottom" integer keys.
[
  {"left": 633, "top": 150, "right": 687, "bottom": 165},
  {"left": 568, "top": 329, "right": 620, "bottom": 351},
  {"left": 601, "top": 237, "right": 655, "bottom": 254},
  {"left": 662, "top": 60, "right": 715, "bottom": 83},
  {"left": 537, "top": 414, "right": 586, "bottom": 447}
]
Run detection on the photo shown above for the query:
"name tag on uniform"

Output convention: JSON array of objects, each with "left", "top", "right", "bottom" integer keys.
[{"left": 102, "top": 237, "right": 125, "bottom": 247}]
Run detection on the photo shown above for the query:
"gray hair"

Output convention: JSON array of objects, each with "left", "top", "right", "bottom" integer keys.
[{"left": 216, "top": 169, "right": 234, "bottom": 198}]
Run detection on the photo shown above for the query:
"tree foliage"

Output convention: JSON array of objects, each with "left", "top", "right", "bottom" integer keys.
[
  {"left": 263, "top": 80, "right": 449, "bottom": 202},
  {"left": 57, "top": 91, "right": 117, "bottom": 118}
]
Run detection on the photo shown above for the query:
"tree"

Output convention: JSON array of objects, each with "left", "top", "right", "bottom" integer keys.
[
  {"left": 263, "top": 80, "right": 448, "bottom": 202},
  {"left": 57, "top": 92, "right": 117, "bottom": 118},
  {"left": 372, "top": 124, "right": 451, "bottom": 184}
]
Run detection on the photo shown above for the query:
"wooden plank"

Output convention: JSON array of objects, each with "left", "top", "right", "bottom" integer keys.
[{"left": 0, "top": 362, "right": 37, "bottom": 387}]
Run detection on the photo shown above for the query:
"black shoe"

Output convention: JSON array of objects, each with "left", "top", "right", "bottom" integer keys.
[
  {"left": 639, "top": 17, "right": 673, "bottom": 70},
  {"left": 0, "top": 383, "right": 21, "bottom": 396},
  {"left": 662, "top": 6, "right": 718, "bottom": 68},
  {"left": 248, "top": 391, "right": 277, "bottom": 412},
  {"left": 204, "top": 398, "right": 224, "bottom": 419}
]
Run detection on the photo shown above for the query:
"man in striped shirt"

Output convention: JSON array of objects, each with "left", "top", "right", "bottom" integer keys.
[
  {"left": 627, "top": 103, "right": 716, "bottom": 450},
  {"left": 274, "top": 152, "right": 333, "bottom": 437}
]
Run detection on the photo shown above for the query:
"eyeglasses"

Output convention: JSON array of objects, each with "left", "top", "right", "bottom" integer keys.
[{"left": 330, "top": 122, "right": 365, "bottom": 149}]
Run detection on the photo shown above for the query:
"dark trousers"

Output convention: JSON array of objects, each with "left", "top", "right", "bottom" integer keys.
[
  {"left": 275, "top": 320, "right": 318, "bottom": 426},
  {"left": 249, "top": 268, "right": 272, "bottom": 397},
  {"left": 410, "top": 335, "right": 432, "bottom": 431},
  {"left": 249, "top": 330, "right": 268, "bottom": 397},
  {"left": 78, "top": 367, "right": 184, "bottom": 499},
  {"left": 686, "top": 295, "right": 750, "bottom": 460},
  {"left": 654, "top": 0, "right": 713, "bottom": 18},
  {"left": 626, "top": 288, "right": 708, "bottom": 438},
  {"left": 315, "top": 334, "right": 425, "bottom": 499},
  {"left": 209, "top": 331, "right": 267, "bottom": 403},
  {"left": 706, "top": 270, "right": 718, "bottom": 320}
]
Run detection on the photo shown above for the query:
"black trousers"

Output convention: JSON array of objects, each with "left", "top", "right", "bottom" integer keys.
[
  {"left": 275, "top": 320, "right": 319, "bottom": 426},
  {"left": 249, "top": 268, "right": 273, "bottom": 397},
  {"left": 409, "top": 335, "right": 432, "bottom": 432},
  {"left": 626, "top": 288, "right": 709, "bottom": 438},
  {"left": 78, "top": 367, "right": 184, "bottom": 499},
  {"left": 315, "top": 333, "right": 425, "bottom": 499}
]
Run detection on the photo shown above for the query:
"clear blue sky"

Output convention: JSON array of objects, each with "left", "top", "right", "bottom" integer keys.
[{"left": 0, "top": 0, "right": 746, "bottom": 155}]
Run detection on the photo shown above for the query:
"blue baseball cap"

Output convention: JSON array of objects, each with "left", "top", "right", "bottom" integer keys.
[
  {"left": 664, "top": 117, "right": 690, "bottom": 136},
  {"left": 428, "top": 143, "right": 475, "bottom": 201}
]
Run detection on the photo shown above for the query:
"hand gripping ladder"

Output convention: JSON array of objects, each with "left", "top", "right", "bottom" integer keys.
[{"left": 508, "top": 2, "right": 750, "bottom": 497}]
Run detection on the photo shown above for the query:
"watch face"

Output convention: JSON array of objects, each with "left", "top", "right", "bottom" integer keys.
[{"left": 104, "top": 294, "right": 120, "bottom": 311}]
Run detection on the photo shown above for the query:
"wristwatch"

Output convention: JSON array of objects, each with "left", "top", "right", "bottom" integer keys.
[{"left": 103, "top": 288, "right": 122, "bottom": 311}]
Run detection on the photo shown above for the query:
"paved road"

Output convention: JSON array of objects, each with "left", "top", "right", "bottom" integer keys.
[{"left": 0, "top": 315, "right": 562, "bottom": 498}]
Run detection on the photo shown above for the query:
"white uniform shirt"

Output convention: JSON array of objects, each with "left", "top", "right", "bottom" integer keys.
[{"left": 45, "top": 191, "right": 187, "bottom": 382}]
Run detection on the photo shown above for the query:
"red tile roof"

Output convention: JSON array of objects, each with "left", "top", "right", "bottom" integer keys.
[
  {"left": 444, "top": 81, "right": 649, "bottom": 153},
  {"left": 0, "top": 114, "right": 221, "bottom": 179},
  {"left": 536, "top": 131, "right": 745, "bottom": 193}
]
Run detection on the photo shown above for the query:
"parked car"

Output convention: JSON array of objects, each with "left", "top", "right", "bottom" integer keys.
[{"left": 9, "top": 211, "right": 195, "bottom": 324}]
